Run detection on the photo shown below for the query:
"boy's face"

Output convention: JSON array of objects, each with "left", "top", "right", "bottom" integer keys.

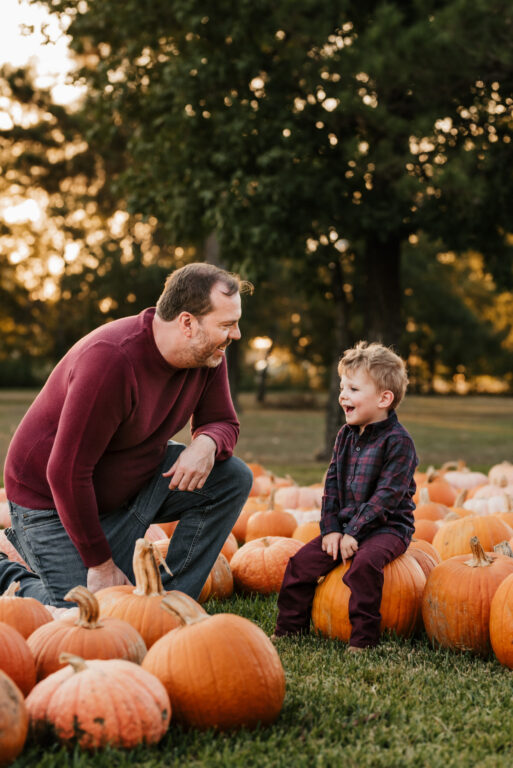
[{"left": 339, "top": 368, "right": 393, "bottom": 432}]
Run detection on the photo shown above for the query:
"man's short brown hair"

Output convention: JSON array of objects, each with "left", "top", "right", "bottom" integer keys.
[
  {"left": 156, "top": 263, "right": 253, "bottom": 321},
  {"left": 338, "top": 341, "right": 409, "bottom": 410}
]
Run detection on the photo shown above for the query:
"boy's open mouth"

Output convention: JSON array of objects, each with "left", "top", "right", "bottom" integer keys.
[{"left": 345, "top": 406, "right": 355, "bottom": 413}]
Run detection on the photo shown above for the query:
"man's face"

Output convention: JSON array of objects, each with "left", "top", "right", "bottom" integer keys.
[{"left": 190, "top": 285, "right": 242, "bottom": 367}]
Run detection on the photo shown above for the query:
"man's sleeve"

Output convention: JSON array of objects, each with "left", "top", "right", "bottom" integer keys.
[
  {"left": 344, "top": 436, "right": 417, "bottom": 541},
  {"left": 46, "top": 343, "right": 134, "bottom": 567},
  {"left": 320, "top": 430, "right": 344, "bottom": 536},
  {"left": 191, "top": 358, "right": 239, "bottom": 460}
]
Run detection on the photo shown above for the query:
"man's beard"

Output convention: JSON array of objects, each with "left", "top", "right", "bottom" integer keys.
[{"left": 190, "top": 329, "right": 230, "bottom": 368}]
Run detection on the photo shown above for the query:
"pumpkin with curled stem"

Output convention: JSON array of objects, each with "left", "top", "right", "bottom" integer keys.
[
  {"left": 27, "top": 585, "right": 147, "bottom": 681},
  {"left": 26, "top": 653, "right": 170, "bottom": 750},
  {"left": 142, "top": 591, "right": 285, "bottom": 730},
  {"left": 95, "top": 538, "right": 180, "bottom": 648}
]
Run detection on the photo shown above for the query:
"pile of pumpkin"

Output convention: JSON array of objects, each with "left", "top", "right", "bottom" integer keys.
[{"left": 0, "top": 538, "right": 286, "bottom": 763}]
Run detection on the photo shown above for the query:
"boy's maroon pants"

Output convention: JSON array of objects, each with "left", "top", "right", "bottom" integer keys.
[{"left": 274, "top": 532, "right": 407, "bottom": 648}]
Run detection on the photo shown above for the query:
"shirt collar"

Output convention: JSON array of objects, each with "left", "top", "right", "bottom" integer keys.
[{"left": 347, "top": 410, "right": 398, "bottom": 437}]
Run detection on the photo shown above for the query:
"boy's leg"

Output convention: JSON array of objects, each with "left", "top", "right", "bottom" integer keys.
[
  {"left": 274, "top": 535, "right": 339, "bottom": 637},
  {"left": 342, "top": 532, "right": 407, "bottom": 649}
]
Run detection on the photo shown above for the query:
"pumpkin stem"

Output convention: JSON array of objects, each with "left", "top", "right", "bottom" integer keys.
[
  {"left": 3, "top": 581, "right": 20, "bottom": 597},
  {"left": 160, "top": 590, "right": 209, "bottom": 626},
  {"left": 426, "top": 466, "right": 438, "bottom": 483},
  {"left": 132, "top": 538, "right": 166, "bottom": 596},
  {"left": 494, "top": 540, "right": 513, "bottom": 558},
  {"left": 64, "top": 585, "right": 103, "bottom": 628},
  {"left": 464, "top": 536, "right": 494, "bottom": 568},
  {"left": 59, "top": 652, "right": 88, "bottom": 673}
]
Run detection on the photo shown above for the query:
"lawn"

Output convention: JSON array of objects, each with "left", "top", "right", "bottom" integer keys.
[{"left": 2, "top": 389, "right": 513, "bottom": 767}]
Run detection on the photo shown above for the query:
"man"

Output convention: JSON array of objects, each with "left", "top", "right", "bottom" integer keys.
[{"left": 0, "top": 263, "right": 253, "bottom": 606}]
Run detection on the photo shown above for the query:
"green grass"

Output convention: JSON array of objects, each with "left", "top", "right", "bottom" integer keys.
[
  {"left": 14, "top": 595, "right": 513, "bottom": 768},
  {"left": 3, "top": 389, "right": 513, "bottom": 766}
]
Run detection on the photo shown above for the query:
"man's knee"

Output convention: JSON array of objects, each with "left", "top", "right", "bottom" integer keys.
[{"left": 222, "top": 456, "right": 253, "bottom": 497}]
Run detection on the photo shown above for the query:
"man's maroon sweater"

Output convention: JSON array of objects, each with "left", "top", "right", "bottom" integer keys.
[{"left": 4, "top": 308, "right": 239, "bottom": 567}]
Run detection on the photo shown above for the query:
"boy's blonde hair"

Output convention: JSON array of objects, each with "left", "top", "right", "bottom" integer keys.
[{"left": 338, "top": 341, "right": 409, "bottom": 410}]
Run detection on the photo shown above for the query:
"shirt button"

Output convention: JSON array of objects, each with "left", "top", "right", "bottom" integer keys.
[{"left": 356, "top": 447, "right": 360, "bottom": 452}]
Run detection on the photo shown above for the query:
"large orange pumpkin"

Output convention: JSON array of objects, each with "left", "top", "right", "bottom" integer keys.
[
  {"left": 422, "top": 536, "right": 513, "bottom": 656},
  {"left": 413, "top": 518, "right": 441, "bottom": 543},
  {"left": 27, "top": 586, "right": 147, "bottom": 681},
  {"left": 432, "top": 516, "right": 513, "bottom": 560},
  {"left": 490, "top": 572, "right": 513, "bottom": 668},
  {"left": 230, "top": 536, "right": 303, "bottom": 594},
  {"left": 142, "top": 591, "right": 285, "bottom": 730},
  {"left": 0, "top": 669, "right": 28, "bottom": 765},
  {"left": 95, "top": 539, "right": 180, "bottom": 648},
  {"left": 245, "top": 507, "right": 297, "bottom": 541},
  {"left": 311, "top": 552, "right": 425, "bottom": 642},
  {"left": 0, "top": 582, "right": 53, "bottom": 638},
  {"left": 26, "top": 653, "right": 170, "bottom": 750},
  {"left": 0, "top": 621, "right": 36, "bottom": 696},
  {"left": 414, "top": 470, "right": 457, "bottom": 507}
]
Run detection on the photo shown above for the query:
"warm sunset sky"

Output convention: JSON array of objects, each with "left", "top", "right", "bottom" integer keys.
[{"left": 1, "top": 0, "right": 77, "bottom": 103}]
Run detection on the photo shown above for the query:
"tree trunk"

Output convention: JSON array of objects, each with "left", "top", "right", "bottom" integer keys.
[
  {"left": 364, "top": 238, "right": 402, "bottom": 348},
  {"left": 316, "top": 259, "right": 353, "bottom": 462}
]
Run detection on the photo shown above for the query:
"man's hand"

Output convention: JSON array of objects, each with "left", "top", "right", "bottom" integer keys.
[
  {"left": 162, "top": 434, "right": 216, "bottom": 491},
  {"left": 322, "top": 531, "right": 343, "bottom": 560},
  {"left": 87, "top": 558, "right": 132, "bottom": 593},
  {"left": 339, "top": 533, "right": 358, "bottom": 564}
]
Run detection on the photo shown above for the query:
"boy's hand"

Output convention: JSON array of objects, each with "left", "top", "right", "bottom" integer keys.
[
  {"left": 340, "top": 534, "right": 358, "bottom": 563},
  {"left": 322, "top": 532, "right": 343, "bottom": 560}
]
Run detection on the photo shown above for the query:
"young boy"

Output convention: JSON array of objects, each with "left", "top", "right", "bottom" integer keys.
[{"left": 273, "top": 341, "right": 418, "bottom": 650}]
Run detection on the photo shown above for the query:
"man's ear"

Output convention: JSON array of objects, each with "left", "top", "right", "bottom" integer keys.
[
  {"left": 177, "top": 311, "right": 194, "bottom": 337},
  {"left": 379, "top": 390, "right": 394, "bottom": 409}
]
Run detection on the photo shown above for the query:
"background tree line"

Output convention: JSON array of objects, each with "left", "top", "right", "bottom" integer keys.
[{"left": 1, "top": 0, "right": 512, "bottom": 455}]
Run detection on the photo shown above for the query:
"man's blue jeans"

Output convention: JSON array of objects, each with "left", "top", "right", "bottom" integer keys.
[{"left": 1, "top": 442, "right": 252, "bottom": 606}]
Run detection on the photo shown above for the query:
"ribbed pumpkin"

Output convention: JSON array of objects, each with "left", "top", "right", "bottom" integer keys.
[
  {"left": 27, "top": 586, "right": 147, "bottom": 681},
  {"left": 407, "top": 544, "right": 439, "bottom": 580},
  {"left": 142, "top": 591, "right": 285, "bottom": 730},
  {"left": 95, "top": 539, "right": 180, "bottom": 648},
  {"left": 490, "top": 572, "right": 513, "bottom": 668},
  {"left": 292, "top": 521, "right": 321, "bottom": 544},
  {"left": 422, "top": 537, "right": 513, "bottom": 656},
  {"left": 409, "top": 538, "right": 442, "bottom": 564},
  {"left": 274, "top": 485, "right": 322, "bottom": 511},
  {"left": 0, "top": 621, "right": 36, "bottom": 696},
  {"left": 432, "top": 516, "right": 513, "bottom": 560},
  {"left": 26, "top": 653, "right": 170, "bottom": 750},
  {"left": 0, "top": 582, "right": 53, "bottom": 638},
  {"left": 245, "top": 508, "right": 297, "bottom": 541},
  {"left": 0, "top": 669, "right": 28, "bottom": 765},
  {"left": 230, "top": 536, "right": 303, "bottom": 594},
  {"left": 311, "top": 552, "right": 425, "bottom": 642},
  {"left": 208, "top": 554, "right": 233, "bottom": 600}
]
